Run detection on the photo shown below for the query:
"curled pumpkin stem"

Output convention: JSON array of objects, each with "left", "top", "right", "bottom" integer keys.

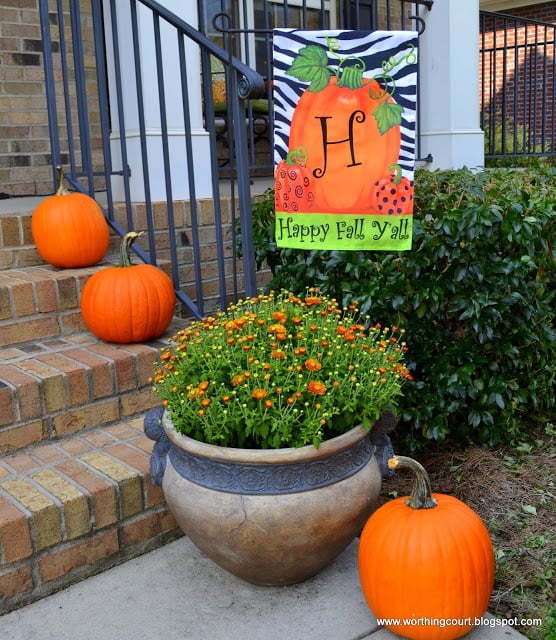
[
  {"left": 386, "top": 163, "right": 403, "bottom": 186},
  {"left": 286, "top": 146, "right": 308, "bottom": 166},
  {"left": 55, "top": 166, "right": 69, "bottom": 196},
  {"left": 119, "top": 231, "right": 144, "bottom": 268},
  {"left": 388, "top": 455, "right": 438, "bottom": 510}
]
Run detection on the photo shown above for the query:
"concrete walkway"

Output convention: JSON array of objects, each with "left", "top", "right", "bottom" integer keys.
[{"left": 1, "top": 537, "right": 528, "bottom": 640}]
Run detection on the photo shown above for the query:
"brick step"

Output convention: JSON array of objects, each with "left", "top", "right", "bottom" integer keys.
[
  {"left": 0, "top": 195, "right": 119, "bottom": 270},
  {"left": 0, "top": 416, "right": 182, "bottom": 615},
  {"left": 0, "top": 198, "right": 39, "bottom": 270},
  {"left": 0, "top": 264, "right": 111, "bottom": 346},
  {"left": 0, "top": 323, "right": 180, "bottom": 455},
  {"left": 0, "top": 257, "right": 174, "bottom": 348}
]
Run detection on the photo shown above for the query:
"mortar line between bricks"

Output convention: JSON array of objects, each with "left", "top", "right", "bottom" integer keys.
[
  {"left": 0, "top": 484, "right": 34, "bottom": 520},
  {"left": 79, "top": 447, "right": 149, "bottom": 480},
  {"left": 0, "top": 483, "right": 43, "bottom": 562},
  {"left": 8, "top": 474, "right": 70, "bottom": 538}
]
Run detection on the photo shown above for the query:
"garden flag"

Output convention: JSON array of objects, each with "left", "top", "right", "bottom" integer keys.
[{"left": 273, "top": 29, "right": 418, "bottom": 250}]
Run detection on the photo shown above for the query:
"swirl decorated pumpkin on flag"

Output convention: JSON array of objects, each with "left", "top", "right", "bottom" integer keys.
[{"left": 275, "top": 147, "right": 315, "bottom": 213}]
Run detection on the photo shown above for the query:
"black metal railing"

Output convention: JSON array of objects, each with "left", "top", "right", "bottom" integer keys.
[
  {"left": 39, "top": 0, "right": 266, "bottom": 320},
  {"left": 39, "top": 0, "right": 430, "bottom": 320},
  {"left": 200, "top": 0, "right": 432, "bottom": 166},
  {"left": 480, "top": 10, "right": 556, "bottom": 160}
]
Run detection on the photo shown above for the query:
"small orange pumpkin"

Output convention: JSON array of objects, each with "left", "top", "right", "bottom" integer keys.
[
  {"left": 32, "top": 166, "right": 110, "bottom": 268},
  {"left": 80, "top": 231, "right": 175, "bottom": 344},
  {"left": 274, "top": 147, "right": 315, "bottom": 213},
  {"left": 358, "top": 455, "right": 495, "bottom": 640}
]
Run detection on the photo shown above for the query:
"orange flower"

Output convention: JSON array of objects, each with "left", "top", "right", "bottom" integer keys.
[
  {"left": 271, "top": 349, "right": 286, "bottom": 359},
  {"left": 231, "top": 374, "right": 244, "bottom": 386},
  {"left": 201, "top": 398, "right": 211, "bottom": 408},
  {"left": 252, "top": 389, "right": 267, "bottom": 400},
  {"left": 304, "top": 296, "right": 322, "bottom": 307},
  {"left": 304, "top": 358, "right": 322, "bottom": 372},
  {"left": 307, "top": 380, "right": 326, "bottom": 396},
  {"left": 198, "top": 381, "right": 209, "bottom": 391},
  {"left": 272, "top": 311, "right": 287, "bottom": 323},
  {"left": 268, "top": 323, "right": 286, "bottom": 335}
]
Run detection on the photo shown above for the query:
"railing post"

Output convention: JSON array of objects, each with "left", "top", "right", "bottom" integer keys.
[{"left": 419, "top": 0, "right": 485, "bottom": 169}]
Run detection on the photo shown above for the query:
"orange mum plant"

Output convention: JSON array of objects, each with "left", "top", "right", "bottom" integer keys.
[{"left": 151, "top": 289, "right": 411, "bottom": 449}]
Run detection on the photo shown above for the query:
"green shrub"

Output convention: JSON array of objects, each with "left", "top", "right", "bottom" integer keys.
[{"left": 250, "top": 167, "right": 555, "bottom": 451}]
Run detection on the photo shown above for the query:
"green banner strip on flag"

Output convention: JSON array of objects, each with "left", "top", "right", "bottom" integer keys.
[{"left": 275, "top": 212, "right": 412, "bottom": 251}]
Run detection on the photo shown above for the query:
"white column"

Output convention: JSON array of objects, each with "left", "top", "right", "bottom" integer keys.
[
  {"left": 419, "top": 0, "right": 485, "bottom": 169},
  {"left": 104, "top": 1, "right": 213, "bottom": 201}
]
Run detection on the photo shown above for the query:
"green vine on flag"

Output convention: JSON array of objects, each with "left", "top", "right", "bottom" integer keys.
[{"left": 286, "top": 38, "right": 415, "bottom": 135}]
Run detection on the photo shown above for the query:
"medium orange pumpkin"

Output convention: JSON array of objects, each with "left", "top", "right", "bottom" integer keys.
[
  {"left": 287, "top": 77, "right": 401, "bottom": 213},
  {"left": 358, "top": 456, "right": 495, "bottom": 640},
  {"left": 32, "top": 166, "right": 110, "bottom": 268},
  {"left": 80, "top": 231, "right": 175, "bottom": 344}
]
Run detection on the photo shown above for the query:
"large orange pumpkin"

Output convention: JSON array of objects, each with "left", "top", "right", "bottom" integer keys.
[
  {"left": 80, "top": 232, "right": 175, "bottom": 344},
  {"left": 32, "top": 166, "right": 110, "bottom": 268},
  {"left": 287, "top": 77, "right": 401, "bottom": 213},
  {"left": 358, "top": 456, "right": 495, "bottom": 640}
]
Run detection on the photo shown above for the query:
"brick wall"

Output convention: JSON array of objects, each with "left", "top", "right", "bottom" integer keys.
[
  {"left": 0, "top": 0, "right": 52, "bottom": 196},
  {"left": 0, "top": 1, "right": 101, "bottom": 197},
  {"left": 481, "top": 2, "right": 556, "bottom": 151}
]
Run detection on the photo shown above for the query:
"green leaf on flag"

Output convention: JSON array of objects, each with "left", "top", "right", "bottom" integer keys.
[
  {"left": 373, "top": 100, "right": 403, "bottom": 135},
  {"left": 286, "top": 45, "right": 331, "bottom": 92}
]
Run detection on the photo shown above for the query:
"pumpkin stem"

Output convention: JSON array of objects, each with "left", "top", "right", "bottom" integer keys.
[
  {"left": 336, "top": 63, "right": 365, "bottom": 89},
  {"left": 285, "top": 146, "right": 308, "bottom": 166},
  {"left": 55, "top": 166, "right": 70, "bottom": 196},
  {"left": 386, "top": 163, "right": 403, "bottom": 186},
  {"left": 387, "top": 455, "right": 438, "bottom": 510},
  {"left": 119, "top": 231, "right": 143, "bottom": 267}
]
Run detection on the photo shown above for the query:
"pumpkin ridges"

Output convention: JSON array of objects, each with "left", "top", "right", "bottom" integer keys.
[
  {"left": 31, "top": 167, "right": 110, "bottom": 268},
  {"left": 358, "top": 457, "right": 495, "bottom": 640},
  {"left": 83, "top": 265, "right": 174, "bottom": 343},
  {"left": 80, "top": 233, "right": 175, "bottom": 344},
  {"left": 360, "top": 496, "right": 494, "bottom": 640},
  {"left": 118, "top": 265, "right": 175, "bottom": 342}
]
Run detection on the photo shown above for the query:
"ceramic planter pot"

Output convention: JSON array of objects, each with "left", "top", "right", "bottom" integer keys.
[{"left": 145, "top": 407, "right": 395, "bottom": 586}]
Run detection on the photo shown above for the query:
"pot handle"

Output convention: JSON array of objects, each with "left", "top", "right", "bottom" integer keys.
[
  {"left": 370, "top": 410, "right": 397, "bottom": 478},
  {"left": 144, "top": 406, "right": 170, "bottom": 486}
]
